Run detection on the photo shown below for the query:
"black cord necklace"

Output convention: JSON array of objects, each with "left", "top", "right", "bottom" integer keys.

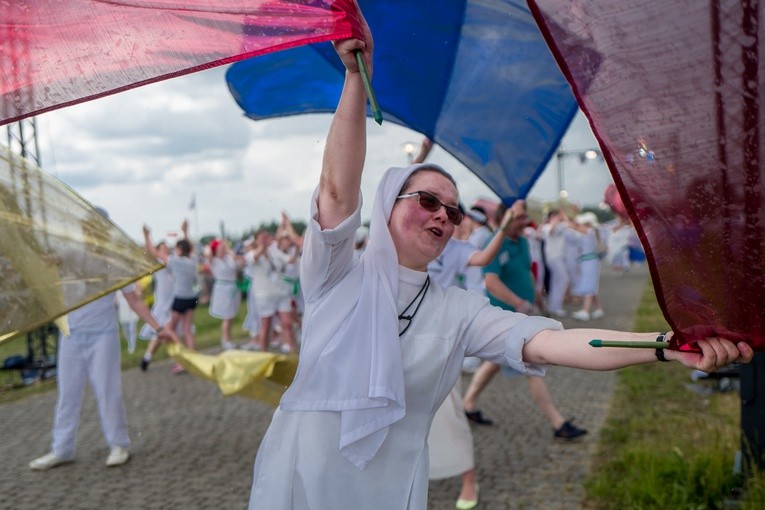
[{"left": 398, "top": 275, "right": 430, "bottom": 337}]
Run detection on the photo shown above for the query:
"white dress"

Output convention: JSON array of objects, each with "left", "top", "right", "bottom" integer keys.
[
  {"left": 139, "top": 264, "right": 174, "bottom": 340},
  {"left": 209, "top": 255, "right": 241, "bottom": 319},
  {"left": 606, "top": 223, "right": 633, "bottom": 271},
  {"left": 427, "top": 379, "right": 474, "bottom": 480},
  {"left": 571, "top": 228, "right": 601, "bottom": 297},
  {"left": 248, "top": 205, "right": 562, "bottom": 509},
  {"left": 426, "top": 238, "right": 478, "bottom": 480}
]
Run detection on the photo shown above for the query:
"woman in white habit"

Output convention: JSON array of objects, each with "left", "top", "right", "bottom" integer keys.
[{"left": 248, "top": 7, "right": 753, "bottom": 509}]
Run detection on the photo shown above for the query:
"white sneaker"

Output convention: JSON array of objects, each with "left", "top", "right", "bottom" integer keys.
[
  {"left": 590, "top": 309, "right": 605, "bottom": 319},
  {"left": 29, "top": 452, "right": 72, "bottom": 471},
  {"left": 571, "top": 310, "right": 590, "bottom": 321},
  {"left": 105, "top": 446, "right": 130, "bottom": 467},
  {"left": 241, "top": 342, "right": 261, "bottom": 352},
  {"left": 549, "top": 309, "right": 567, "bottom": 318},
  {"left": 221, "top": 340, "right": 237, "bottom": 351}
]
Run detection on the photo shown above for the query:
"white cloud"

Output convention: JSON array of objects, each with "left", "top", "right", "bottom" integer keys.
[{"left": 33, "top": 65, "right": 609, "bottom": 242}]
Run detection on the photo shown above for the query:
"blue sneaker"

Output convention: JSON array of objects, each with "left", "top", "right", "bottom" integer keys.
[{"left": 554, "top": 420, "right": 587, "bottom": 441}]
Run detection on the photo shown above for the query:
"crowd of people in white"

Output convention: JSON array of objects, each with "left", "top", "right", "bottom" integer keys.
[
  {"left": 451, "top": 200, "right": 642, "bottom": 322},
  {"left": 137, "top": 212, "right": 304, "bottom": 373},
  {"left": 133, "top": 193, "right": 643, "bottom": 376}
]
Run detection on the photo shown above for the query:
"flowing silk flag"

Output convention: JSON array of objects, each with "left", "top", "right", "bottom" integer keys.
[
  {"left": 168, "top": 344, "right": 298, "bottom": 406},
  {"left": 0, "top": 146, "right": 162, "bottom": 344},
  {"left": 0, "top": 0, "right": 362, "bottom": 126},
  {"left": 226, "top": 0, "right": 579, "bottom": 204},
  {"left": 528, "top": 0, "right": 765, "bottom": 350}
]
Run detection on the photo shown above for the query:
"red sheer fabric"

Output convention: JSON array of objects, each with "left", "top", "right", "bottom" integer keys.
[
  {"left": 0, "top": 0, "right": 360, "bottom": 125},
  {"left": 530, "top": 1, "right": 765, "bottom": 350}
]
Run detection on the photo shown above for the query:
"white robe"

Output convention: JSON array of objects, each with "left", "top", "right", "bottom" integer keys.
[
  {"left": 208, "top": 255, "right": 241, "bottom": 319},
  {"left": 426, "top": 238, "right": 478, "bottom": 480},
  {"left": 249, "top": 195, "right": 562, "bottom": 509}
]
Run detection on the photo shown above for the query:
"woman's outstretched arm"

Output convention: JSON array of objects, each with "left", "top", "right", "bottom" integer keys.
[{"left": 523, "top": 328, "right": 753, "bottom": 373}]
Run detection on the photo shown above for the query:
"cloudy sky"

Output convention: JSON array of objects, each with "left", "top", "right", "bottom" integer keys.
[{"left": 34, "top": 65, "right": 611, "bottom": 243}]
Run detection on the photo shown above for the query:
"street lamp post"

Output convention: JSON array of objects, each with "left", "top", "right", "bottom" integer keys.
[
  {"left": 402, "top": 141, "right": 417, "bottom": 164},
  {"left": 555, "top": 148, "right": 603, "bottom": 200}
]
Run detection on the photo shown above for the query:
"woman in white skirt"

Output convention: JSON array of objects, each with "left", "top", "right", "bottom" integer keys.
[
  {"left": 208, "top": 238, "right": 243, "bottom": 350},
  {"left": 139, "top": 239, "right": 174, "bottom": 342},
  {"left": 568, "top": 213, "right": 605, "bottom": 321}
]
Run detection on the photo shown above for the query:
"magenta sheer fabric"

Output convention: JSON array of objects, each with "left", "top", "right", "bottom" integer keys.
[
  {"left": 529, "top": 1, "right": 765, "bottom": 350},
  {"left": 0, "top": 0, "right": 360, "bottom": 125}
]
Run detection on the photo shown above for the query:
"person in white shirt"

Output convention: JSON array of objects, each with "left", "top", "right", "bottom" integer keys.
[
  {"left": 606, "top": 215, "right": 634, "bottom": 273},
  {"left": 241, "top": 230, "right": 298, "bottom": 353},
  {"left": 568, "top": 213, "right": 605, "bottom": 321},
  {"left": 207, "top": 238, "right": 243, "bottom": 350},
  {"left": 138, "top": 238, "right": 175, "bottom": 344},
  {"left": 541, "top": 209, "right": 569, "bottom": 317},
  {"left": 425, "top": 205, "right": 520, "bottom": 509},
  {"left": 30, "top": 208, "right": 177, "bottom": 471},
  {"left": 140, "top": 220, "right": 198, "bottom": 373}
]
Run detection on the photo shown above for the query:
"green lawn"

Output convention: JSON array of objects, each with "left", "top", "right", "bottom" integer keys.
[{"left": 583, "top": 285, "right": 765, "bottom": 509}]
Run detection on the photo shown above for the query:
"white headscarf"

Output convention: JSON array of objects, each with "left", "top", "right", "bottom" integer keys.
[{"left": 280, "top": 162, "right": 450, "bottom": 469}]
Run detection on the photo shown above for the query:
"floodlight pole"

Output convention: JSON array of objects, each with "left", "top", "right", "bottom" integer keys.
[{"left": 555, "top": 149, "right": 602, "bottom": 199}]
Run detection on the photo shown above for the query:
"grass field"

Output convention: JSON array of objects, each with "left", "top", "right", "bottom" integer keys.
[{"left": 583, "top": 285, "right": 765, "bottom": 509}]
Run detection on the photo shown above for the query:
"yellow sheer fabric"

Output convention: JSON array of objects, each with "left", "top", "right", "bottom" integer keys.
[
  {"left": 168, "top": 343, "right": 298, "bottom": 406},
  {"left": 0, "top": 146, "right": 162, "bottom": 343}
]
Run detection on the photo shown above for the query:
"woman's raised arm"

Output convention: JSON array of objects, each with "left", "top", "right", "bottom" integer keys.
[{"left": 317, "top": 4, "right": 373, "bottom": 230}]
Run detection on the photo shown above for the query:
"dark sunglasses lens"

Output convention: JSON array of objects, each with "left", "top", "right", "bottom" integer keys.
[
  {"left": 446, "top": 208, "right": 463, "bottom": 225},
  {"left": 417, "top": 192, "right": 441, "bottom": 212}
]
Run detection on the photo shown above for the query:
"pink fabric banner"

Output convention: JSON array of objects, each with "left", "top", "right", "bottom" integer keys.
[
  {"left": 0, "top": 0, "right": 360, "bottom": 125},
  {"left": 529, "top": 0, "right": 765, "bottom": 350}
]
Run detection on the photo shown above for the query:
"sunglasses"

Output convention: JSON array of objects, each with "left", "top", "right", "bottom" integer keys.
[{"left": 396, "top": 190, "right": 463, "bottom": 225}]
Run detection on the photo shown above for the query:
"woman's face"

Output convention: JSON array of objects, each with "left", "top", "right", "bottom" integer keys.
[{"left": 388, "top": 171, "right": 458, "bottom": 271}]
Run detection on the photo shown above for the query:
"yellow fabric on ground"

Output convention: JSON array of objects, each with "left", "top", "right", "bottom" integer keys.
[{"left": 168, "top": 343, "right": 298, "bottom": 406}]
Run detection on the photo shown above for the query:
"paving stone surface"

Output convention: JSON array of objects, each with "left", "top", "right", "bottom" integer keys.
[{"left": 0, "top": 265, "right": 649, "bottom": 509}]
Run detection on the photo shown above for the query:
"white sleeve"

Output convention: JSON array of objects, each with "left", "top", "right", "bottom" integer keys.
[
  {"left": 299, "top": 187, "right": 362, "bottom": 301},
  {"left": 461, "top": 295, "right": 563, "bottom": 376}
]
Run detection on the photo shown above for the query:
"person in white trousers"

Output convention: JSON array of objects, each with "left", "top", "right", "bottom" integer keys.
[{"left": 30, "top": 282, "right": 176, "bottom": 471}]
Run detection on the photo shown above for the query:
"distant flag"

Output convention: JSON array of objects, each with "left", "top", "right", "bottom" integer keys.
[
  {"left": 189, "top": 193, "right": 196, "bottom": 211},
  {"left": 0, "top": 147, "right": 163, "bottom": 344}
]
